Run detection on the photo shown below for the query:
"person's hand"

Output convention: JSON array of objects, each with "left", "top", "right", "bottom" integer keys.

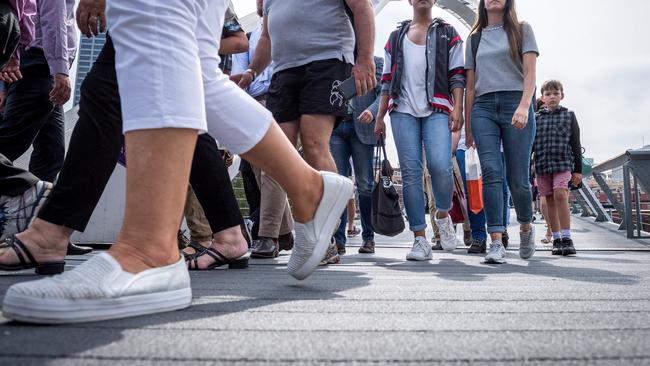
[
  {"left": 231, "top": 72, "right": 253, "bottom": 90},
  {"left": 512, "top": 104, "right": 529, "bottom": 129},
  {"left": 351, "top": 57, "right": 376, "bottom": 97},
  {"left": 1, "top": 57, "right": 22, "bottom": 82},
  {"left": 449, "top": 107, "right": 464, "bottom": 132},
  {"left": 0, "top": 90, "right": 7, "bottom": 112},
  {"left": 358, "top": 109, "right": 374, "bottom": 124},
  {"left": 465, "top": 133, "right": 475, "bottom": 149},
  {"left": 76, "top": 0, "right": 106, "bottom": 37},
  {"left": 49, "top": 74, "right": 71, "bottom": 106},
  {"left": 571, "top": 173, "right": 583, "bottom": 187},
  {"left": 374, "top": 114, "right": 386, "bottom": 138}
]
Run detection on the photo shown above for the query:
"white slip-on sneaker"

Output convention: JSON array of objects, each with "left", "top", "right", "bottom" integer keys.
[
  {"left": 0, "top": 181, "right": 52, "bottom": 242},
  {"left": 406, "top": 236, "right": 433, "bottom": 261},
  {"left": 484, "top": 240, "right": 507, "bottom": 264},
  {"left": 435, "top": 213, "right": 457, "bottom": 252},
  {"left": 2, "top": 253, "right": 191, "bottom": 324},
  {"left": 287, "top": 172, "right": 353, "bottom": 280}
]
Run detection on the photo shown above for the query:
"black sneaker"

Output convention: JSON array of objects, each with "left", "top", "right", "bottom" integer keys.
[
  {"left": 467, "top": 239, "right": 486, "bottom": 254},
  {"left": 552, "top": 238, "right": 563, "bottom": 255},
  {"left": 502, "top": 231, "right": 509, "bottom": 249},
  {"left": 561, "top": 238, "right": 577, "bottom": 256}
]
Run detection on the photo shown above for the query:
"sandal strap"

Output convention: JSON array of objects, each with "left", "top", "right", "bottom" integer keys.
[{"left": 0, "top": 236, "right": 37, "bottom": 268}]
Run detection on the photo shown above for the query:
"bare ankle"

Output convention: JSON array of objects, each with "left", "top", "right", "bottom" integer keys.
[
  {"left": 291, "top": 173, "right": 323, "bottom": 223},
  {"left": 17, "top": 219, "right": 71, "bottom": 252}
]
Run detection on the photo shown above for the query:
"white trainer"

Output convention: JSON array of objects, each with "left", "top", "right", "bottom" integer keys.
[
  {"left": 406, "top": 236, "right": 433, "bottom": 261},
  {"left": 2, "top": 253, "right": 191, "bottom": 324},
  {"left": 0, "top": 181, "right": 52, "bottom": 241},
  {"left": 435, "top": 213, "right": 457, "bottom": 252},
  {"left": 484, "top": 240, "right": 507, "bottom": 264},
  {"left": 287, "top": 172, "right": 354, "bottom": 280}
]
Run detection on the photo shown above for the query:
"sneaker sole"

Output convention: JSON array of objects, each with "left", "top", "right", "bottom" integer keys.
[
  {"left": 2, "top": 287, "right": 192, "bottom": 324},
  {"left": 484, "top": 256, "right": 506, "bottom": 264},
  {"left": 289, "top": 175, "right": 353, "bottom": 280}
]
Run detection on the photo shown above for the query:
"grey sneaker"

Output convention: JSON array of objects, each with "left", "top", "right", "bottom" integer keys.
[
  {"left": 0, "top": 181, "right": 52, "bottom": 242},
  {"left": 250, "top": 237, "right": 278, "bottom": 258},
  {"left": 484, "top": 240, "right": 506, "bottom": 264},
  {"left": 287, "top": 172, "right": 353, "bottom": 280},
  {"left": 406, "top": 237, "right": 432, "bottom": 261},
  {"left": 519, "top": 226, "right": 536, "bottom": 259},
  {"left": 319, "top": 242, "right": 341, "bottom": 266},
  {"left": 435, "top": 213, "right": 456, "bottom": 252}
]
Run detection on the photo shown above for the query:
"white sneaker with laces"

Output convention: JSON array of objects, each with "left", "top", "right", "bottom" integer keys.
[
  {"left": 435, "top": 213, "right": 456, "bottom": 252},
  {"left": 2, "top": 253, "right": 191, "bottom": 324},
  {"left": 406, "top": 236, "right": 433, "bottom": 261},
  {"left": 0, "top": 181, "right": 52, "bottom": 241},
  {"left": 287, "top": 172, "right": 354, "bottom": 280},
  {"left": 484, "top": 240, "right": 507, "bottom": 264}
]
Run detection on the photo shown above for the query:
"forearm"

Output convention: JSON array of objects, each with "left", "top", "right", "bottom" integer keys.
[
  {"left": 347, "top": 0, "right": 375, "bottom": 62},
  {"left": 219, "top": 32, "right": 248, "bottom": 55},
  {"left": 377, "top": 95, "right": 390, "bottom": 118},
  {"left": 249, "top": 33, "right": 271, "bottom": 75},
  {"left": 519, "top": 54, "right": 537, "bottom": 109},
  {"left": 452, "top": 87, "right": 464, "bottom": 110},
  {"left": 464, "top": 89, "right": 475, "bottom": 140}
]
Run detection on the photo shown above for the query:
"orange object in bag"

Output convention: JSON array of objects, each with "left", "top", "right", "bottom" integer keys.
[{"left": 465, "top": 147, "right": 484, "bottom": 214}]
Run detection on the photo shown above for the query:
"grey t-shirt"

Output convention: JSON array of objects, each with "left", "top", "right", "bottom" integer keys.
[
  {"left": 264, "top": 0, "right": 355, "bottom": 73},
  {"left": 465, "top": 22, "right": 538, "bottom": 97}
]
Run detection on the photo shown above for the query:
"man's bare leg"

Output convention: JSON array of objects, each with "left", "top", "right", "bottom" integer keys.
[{"left": 300, "top": 114, "right": 337, "bottom": 173}]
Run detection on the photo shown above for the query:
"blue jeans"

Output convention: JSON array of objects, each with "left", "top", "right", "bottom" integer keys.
[
  {"left": 502, "top": 152, "right": 511, "bottom": 227},
  {"left": 456, "top": 149, "right": 487, "bottom": 241},
  {"left": 330, "top": 120, "right": 375, "bottom": 245},
  {"left": 390, "top": 111, "right": 453, "bottom": 232},
  {"left": 471, "top": 91, "right": 535, "bottom": 234}
]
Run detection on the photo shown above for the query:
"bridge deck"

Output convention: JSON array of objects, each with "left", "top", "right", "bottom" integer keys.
[{"left": 1, "top": 214, "right": 649, "bottom": 365}]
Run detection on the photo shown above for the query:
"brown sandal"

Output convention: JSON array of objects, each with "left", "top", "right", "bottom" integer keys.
[{"left": 0, "top": 236, "right": 65, "bottom": 275}]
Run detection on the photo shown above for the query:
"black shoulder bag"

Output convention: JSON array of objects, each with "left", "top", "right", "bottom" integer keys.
[{"left": 371, "top": 138, "right": 405, "bottom": 237}]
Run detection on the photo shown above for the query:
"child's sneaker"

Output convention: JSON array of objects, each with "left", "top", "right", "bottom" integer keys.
[
  {"left": 552, "top": 238, "right": 563, "bottom": 255},
  {"left": 561, "top": 238, "right": 576, "bottom": 256}
]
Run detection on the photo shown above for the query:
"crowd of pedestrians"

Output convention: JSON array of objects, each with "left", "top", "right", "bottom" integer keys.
[{"left": 0, "top": 0, "right": 582, "bottom": 324}]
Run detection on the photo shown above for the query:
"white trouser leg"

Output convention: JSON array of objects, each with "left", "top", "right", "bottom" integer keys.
[
  {"left": 106, "top": 0, "right": 208, "bottom": 133},
  {"left": 195, "top": 0, "right": 273, "bottom": 155}
]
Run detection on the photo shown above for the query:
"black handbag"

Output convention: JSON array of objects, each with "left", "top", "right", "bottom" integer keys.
[
  {"left": 0, "top": 1, "right": 20, "bottom": 69},
  {"left": 371, "top": 138, "right": 405, "bottom": 237}
]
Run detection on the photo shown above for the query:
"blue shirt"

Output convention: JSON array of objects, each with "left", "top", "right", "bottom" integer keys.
[{"left": 231, "top": 23, "right": 274, "bottom": 98}]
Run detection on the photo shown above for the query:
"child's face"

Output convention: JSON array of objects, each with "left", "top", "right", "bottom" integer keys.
[{"left": 542, "top": 89, "right": 564, "bottom": 109}]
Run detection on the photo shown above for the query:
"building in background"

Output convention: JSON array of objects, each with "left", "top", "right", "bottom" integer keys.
[{"left": 73, "top": 33, "right": 107, "bottom": 105}]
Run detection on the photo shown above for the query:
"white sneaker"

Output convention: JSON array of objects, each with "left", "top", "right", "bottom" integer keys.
[
  {"left": 2, "top": 253, "right": 191, "bottom": 324},
  {"left": 484, "top": 240, "right": 507, "bottom": 264},
  {"left": 0, "top": 181, "right": 52, "bottom": 241},
  {"left": 287, "top": 172, "right": 353, "bottom": 280},
  {"left": 406, "top": 236, "right": 433, "bottom": 261},
  {"left": 519, "top": 226, "right": 536, "bottom": 259},
  {"left": 435, "top": 213, "right": 456, "bottom": 252}
]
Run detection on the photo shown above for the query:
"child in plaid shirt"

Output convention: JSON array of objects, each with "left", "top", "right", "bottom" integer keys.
[{"left": 534, "top": 80, "right": 582, "bottom": 256}]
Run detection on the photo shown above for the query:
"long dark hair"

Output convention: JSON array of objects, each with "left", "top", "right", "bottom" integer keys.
[{"left": 470, "top": 0, "right": 523, "bottom": 62}]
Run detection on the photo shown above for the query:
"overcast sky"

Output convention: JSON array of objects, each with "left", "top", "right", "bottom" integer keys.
[{"left": 233, "top": 0, "right": 649, "bottom": 164}]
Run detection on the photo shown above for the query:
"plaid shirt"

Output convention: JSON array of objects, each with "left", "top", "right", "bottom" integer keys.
[{"left": 534, "top": 106, "right": 582, "bottom": 176}]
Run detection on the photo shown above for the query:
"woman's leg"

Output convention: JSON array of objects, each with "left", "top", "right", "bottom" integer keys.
[
  {"left": 390, "top": 112, "right": 426, "bottom": 237},
  {"left": 471, "top": 95, "right": 506, "bottom": 242}
]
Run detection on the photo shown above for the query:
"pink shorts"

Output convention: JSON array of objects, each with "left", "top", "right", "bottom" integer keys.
[{"left": 537, "top": 171, "right": 572, "bottom": 196}]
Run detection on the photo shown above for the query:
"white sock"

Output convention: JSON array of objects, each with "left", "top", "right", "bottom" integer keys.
[
  {"left": 561, "top": 229, "right": 571, "bottom": 239},
  {"left": 552, "top": 232, "right": 561, "bottom": 240}
]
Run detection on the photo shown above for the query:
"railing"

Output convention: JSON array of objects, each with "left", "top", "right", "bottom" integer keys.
[{"left": 579, "top": 148, "right": 650, "bottom": 239}]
